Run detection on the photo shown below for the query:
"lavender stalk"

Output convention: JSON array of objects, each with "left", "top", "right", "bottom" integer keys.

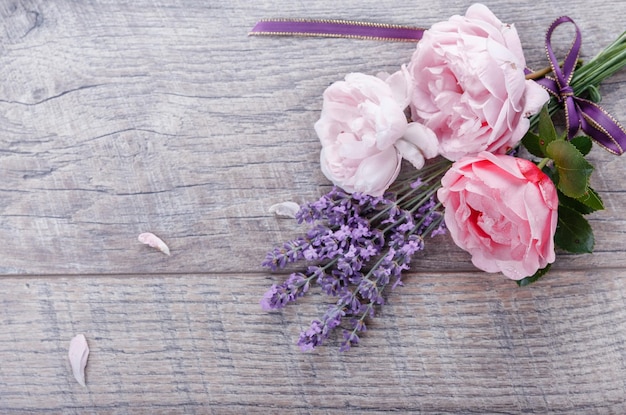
[{"left": 261, "top": 158, "right": 450, "bottom": 351}]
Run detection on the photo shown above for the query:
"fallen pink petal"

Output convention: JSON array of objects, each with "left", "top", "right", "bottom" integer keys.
[
  {"left": 68, "top": 334, "right": 89, "bottom": 387},
  {"left": 268, "top": 201, "right": 300, "bottom": 218},
  {"left": 138, "top": 232, "right": 171, "bottom": 256}
]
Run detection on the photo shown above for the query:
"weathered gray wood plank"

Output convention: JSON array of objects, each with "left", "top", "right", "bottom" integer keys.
[
  {"left": 0, "top": 0, "right": 624, "bottom": 274},
  {"left": 1, "top": 0, "right": 626, "bottom": 413},
  {"left": 1, "top": 271, "right": 625, "bottom": 413}
]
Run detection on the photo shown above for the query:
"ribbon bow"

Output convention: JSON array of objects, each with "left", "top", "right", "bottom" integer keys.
[{"left": 534, "top": 16, "right": 626, "bottom": 155}]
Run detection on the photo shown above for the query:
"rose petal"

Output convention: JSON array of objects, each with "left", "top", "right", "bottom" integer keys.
[
  {"left": 522, "top": 79, "right": 550, "bottom": 117},
  {"left": 138, "top": 232, "right": 171, "bottom": 256},
  {"left": 383, "top": 65, "right": 413, "bottom": 108},
  {"left": 394, "top": 139, "right": 425, "bottom": 169},
  {"left": 268, "top": 201, "right": 300, "bottom": 218},
  {"left": 402, "top": 122, "right": 440, "bottom": 159},
  {"left": 353, "top": 147, "right": 401, "bottom": 196},
  {"left": 68, "top": 334, "right": 89, "bottom": 387}
]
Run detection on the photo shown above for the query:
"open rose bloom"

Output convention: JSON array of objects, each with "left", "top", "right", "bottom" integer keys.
[
  {"left": 437, "top": 152, "right": 558, "bottom": 280},
  {"left": 315, "top": 70, "right": 438, "bottom": 197},
  {"left": 408, "top": 4, "right": 549, "bottom": 161}
]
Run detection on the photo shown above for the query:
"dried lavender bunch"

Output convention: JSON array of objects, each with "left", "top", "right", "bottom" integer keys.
[{"left": 261, "top": 160, "right": 450, "bottom": 351}]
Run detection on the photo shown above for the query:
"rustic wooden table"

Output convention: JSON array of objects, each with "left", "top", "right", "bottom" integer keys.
[{"left": 1, "top": 1, "right": 625, "bottom": 413}]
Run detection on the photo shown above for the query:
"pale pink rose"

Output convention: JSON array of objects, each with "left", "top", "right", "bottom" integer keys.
[
  {"left": 408, "top": 4, "right": 549, "bottom": 161},
  {"left": 315, "top": 69, "right": 438, "bottom": 196},
  {"left": 437, "top": 152, "right": 558, "bottom": 280}
]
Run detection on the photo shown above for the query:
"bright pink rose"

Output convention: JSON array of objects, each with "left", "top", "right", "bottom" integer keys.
[
  {"left": 315, "top": 69, "right": 438, "bottom": 196},
  {"left": 408, "top": 4, "right": 549, "bottom": 161},
  {"left": 437, "top": 152, "right": 558, "bottom": 280}
]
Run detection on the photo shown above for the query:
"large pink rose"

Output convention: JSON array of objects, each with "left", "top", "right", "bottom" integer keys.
[
  {"left": 315, "top": 69, "right": 438, "bottom": 197},
  {"left": 437, "top": 152, "right": 558, "bottom": 280},
  {"left": 408, "top": 4, "right": 549, "bottom": 161}
]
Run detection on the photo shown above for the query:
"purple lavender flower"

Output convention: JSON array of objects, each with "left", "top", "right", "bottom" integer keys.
[
  {"left": 260, "top": 285, "right": 280, "bottom": 311},
  {"left": 340, "top": 330, "right": 359, "bottom": 352},
  {"left": 261, "top": 238, "right": 309, "bottom": 271},
  {"left": 410, "top": 178, "right": 424, "bottom": 189},
  {"left": 260, "top": 272, "right": 310, "bottom": 310},
  {"left": 262, "top": 158, "right": 450, "bottom": 351},
  {"left": 297, "top": 306, "right": 345, "bottom": 351}
]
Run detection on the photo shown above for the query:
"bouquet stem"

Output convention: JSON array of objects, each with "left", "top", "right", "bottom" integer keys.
[{"left": 571, "top": 31, "right": 626, "bottom": 94}]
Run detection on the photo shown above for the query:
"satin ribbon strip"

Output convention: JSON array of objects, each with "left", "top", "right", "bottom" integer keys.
[
  {"left": 533, "top": 16, "right": 626, "bottom": 155},
  {"left": 249, "top": 19, "right": 425, "bottom": 42}
]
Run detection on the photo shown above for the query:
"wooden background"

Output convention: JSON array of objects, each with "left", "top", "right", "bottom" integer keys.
[{"left": 1, "top": 0, "right": 625, "bottom": 413}]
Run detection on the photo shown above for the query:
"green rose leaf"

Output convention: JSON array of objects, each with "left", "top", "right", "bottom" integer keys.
[
  {"left": 555, "top": 205, "right": 595, "bottom": 254},
  {"left": 576, "top": 187, "right": 604, "bottom": 212},
  {"left": 558, "top": 187, "right": 604, "bottom": 214},
  {"left": 538, "top": 105, "right": 558, "bottom": 146},
  {"left": 521, "top": 131, "right": 545, "bottom": 158},
  {"left": 586, "top": 85, "right": 602, "bottom": 103},
  {"left": 522, "top": 106, "right": 560, "bottom": 158},
  {"left": 516, "top": 263, "right": 552, "bottom": 287},
  {"left": 569, "top": 135, "right": 593, "bottom": 156},
  {"left": 546, "top": 140, "right": 594, "bottom": 198},
  {"left": 558, "top": 190, "right": 593, "bottom": 214}
]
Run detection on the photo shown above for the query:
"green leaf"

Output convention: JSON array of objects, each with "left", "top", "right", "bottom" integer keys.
[
  {"left": 586, "top": 85, "right": 602, "bottom": 103},
  {"left": 516, "top": 264, "right": 552, "bottom": 287},
  {"left": 524, "top": 105, "right": 560, "bottom": 158},
  {"left": 558, "top": 190, "right": 593, "bottom": 214},
  {"left": 558, "top": 187, "right": 604, "bottom": 214},
  {"left": 538, "top": 105, "right": 558, "bottom": 146},
  {"left": 521, "top": 131, "right": 545, "bottom": 158},
  {"left": 546, "top": 140, "right": 594, "bottom": 198},
  {"left": 555, "top": 205, "right": 595, "bottom": 253},
  {"left": 576, "top": 187, "right": 604, "bottom": 212},
  {"left": 569, "top": 135, "right": 593, "bottom": 156}
]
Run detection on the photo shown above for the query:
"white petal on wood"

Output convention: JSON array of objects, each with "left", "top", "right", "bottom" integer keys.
[
  {"left": 268, "top": 201, "right": 300, "bottom": 218},
  {"left": 68, "top": 334, "right": 89, "bottom": 387},
  {"left": 138, "top": 232, "right": 171, "bottom": 255}
]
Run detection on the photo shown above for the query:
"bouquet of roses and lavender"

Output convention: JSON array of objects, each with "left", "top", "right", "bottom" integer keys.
[{"left": 254, "top": 4, "right": 626, "bottom": 351}]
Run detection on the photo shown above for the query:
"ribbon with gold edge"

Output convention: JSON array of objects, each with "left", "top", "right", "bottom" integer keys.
[
  {"left": 249, "top": 19, "right": 425, "bottom": 42},
  {"left": 532, "top": 16, "right": 625, "bottom": 155}
]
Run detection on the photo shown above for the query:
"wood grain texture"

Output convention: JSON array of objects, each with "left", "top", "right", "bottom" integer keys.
[
  {"left": 1, "top": 271, "right": 625, "bottom": 413},
  {"left": 0, "top": 0, "right": 625, "bottom": 413}
]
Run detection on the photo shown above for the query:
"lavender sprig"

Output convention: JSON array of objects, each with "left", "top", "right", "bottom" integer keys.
[{"left": 262, "top": 158, "right": 450, "bottom": 351}]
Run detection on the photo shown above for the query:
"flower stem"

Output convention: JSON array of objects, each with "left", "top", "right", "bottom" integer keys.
[
  {"left": 571, "top": 31, "right": 626, "bottom": 94},
  {"left": 525, "top": 59, "right": 583, "bottom": 80},
  {"left": 370, "top": 158, "right": 450, "bottom": 223},
  {"left": 537, "top": 157, "right": 550, "bottom": 170}
]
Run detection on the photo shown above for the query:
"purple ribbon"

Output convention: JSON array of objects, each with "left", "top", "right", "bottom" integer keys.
[
  {"left": 534, "top": 16, "right": 626, "bottom": 155},
  {"left": 249, "top": 19, "right": 424, "bottom": 42}
]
